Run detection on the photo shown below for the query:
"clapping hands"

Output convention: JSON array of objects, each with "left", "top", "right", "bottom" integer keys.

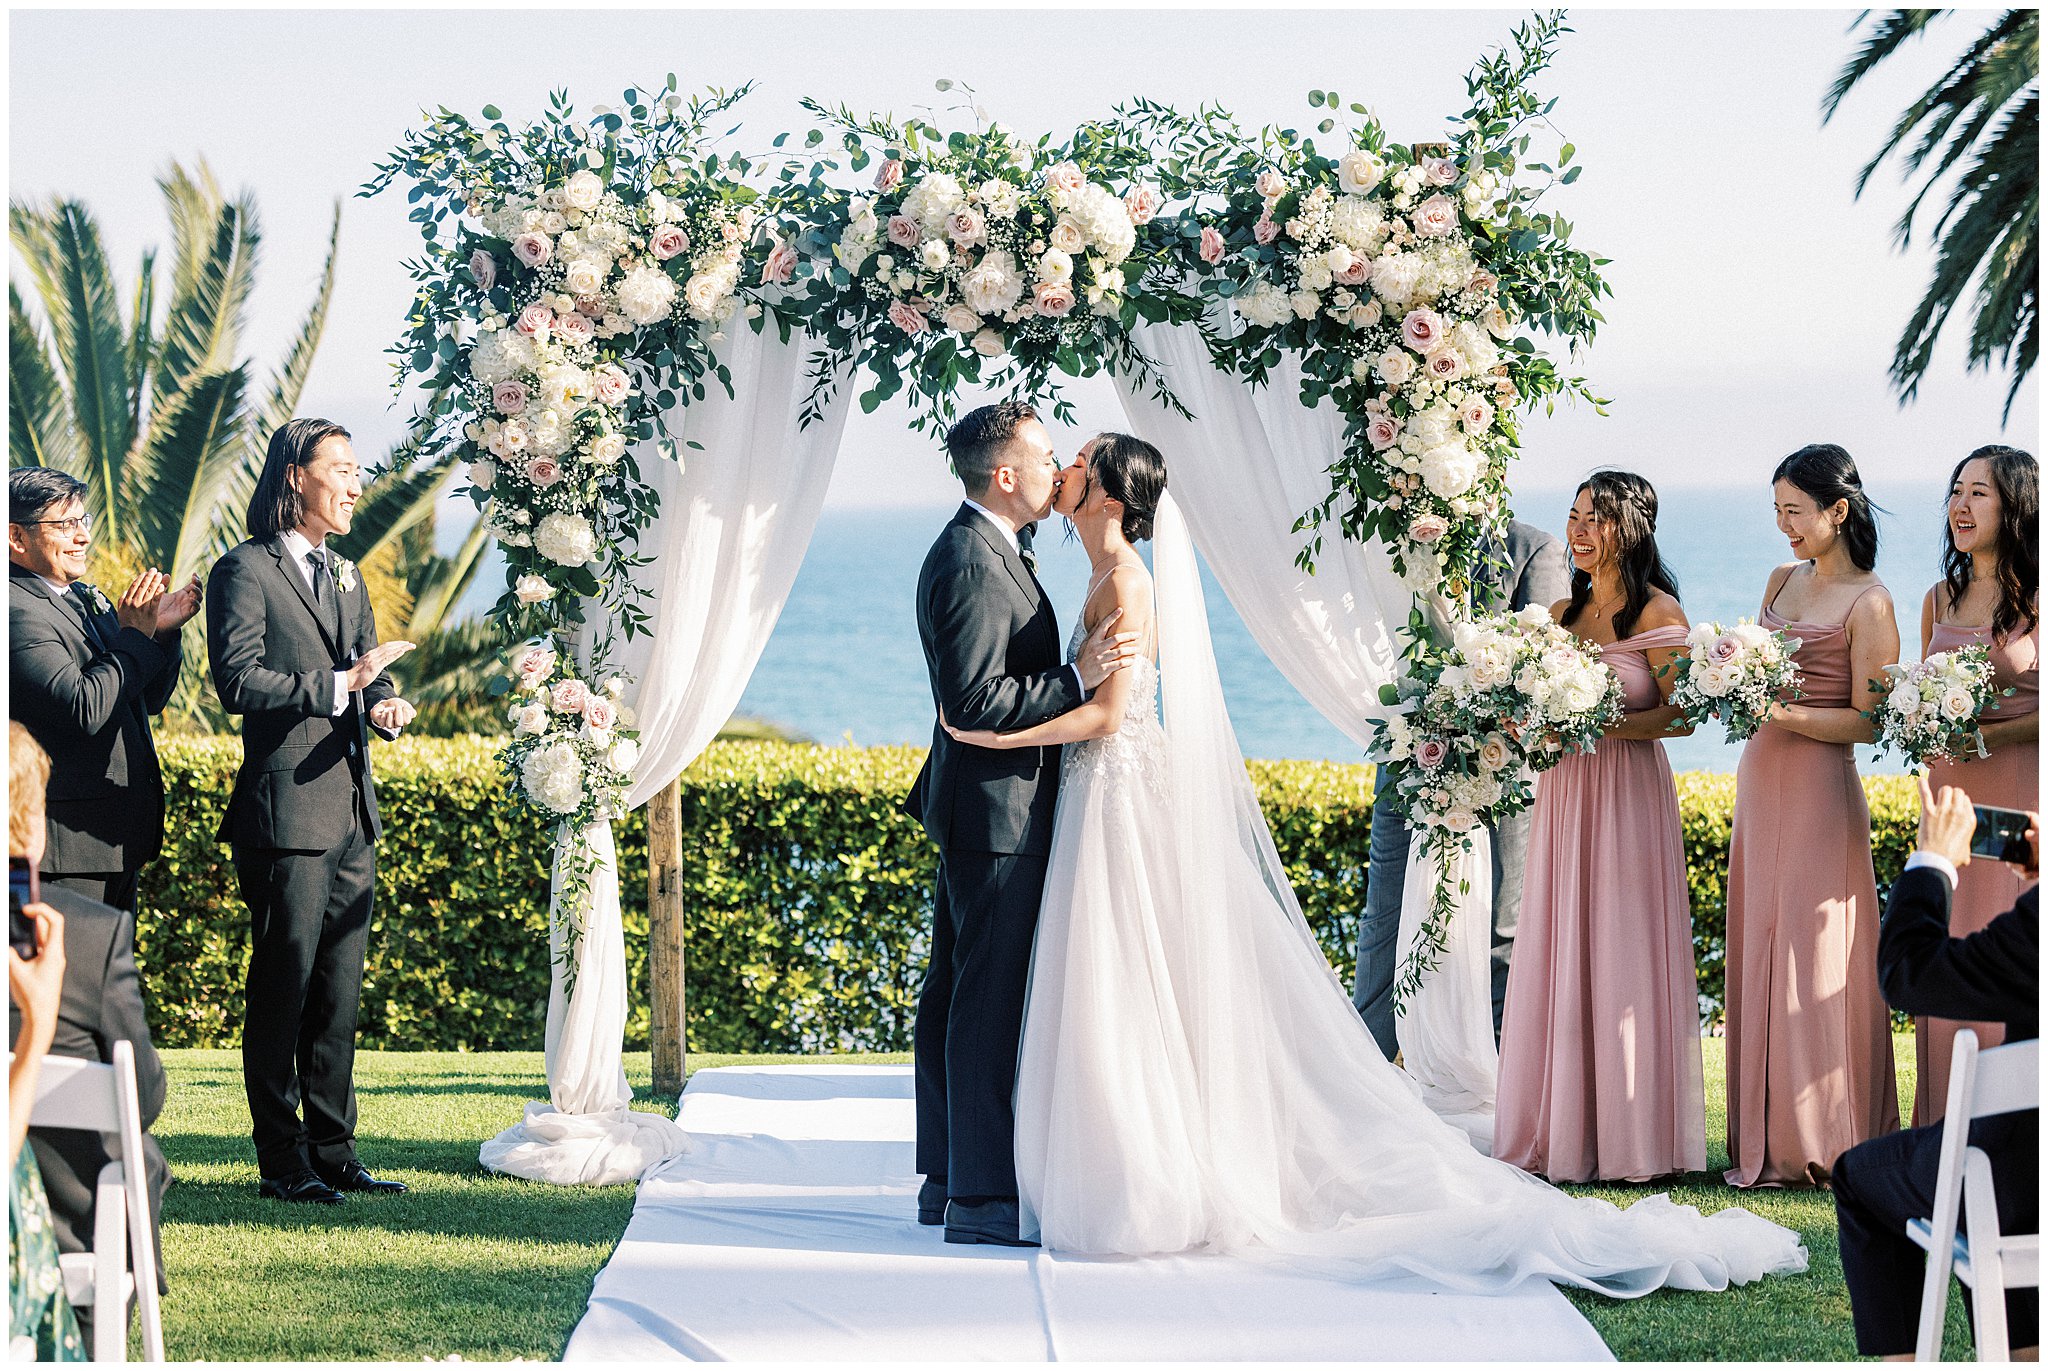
[{"left": 113, "top": 569, "right": 203, "bottom": 638}]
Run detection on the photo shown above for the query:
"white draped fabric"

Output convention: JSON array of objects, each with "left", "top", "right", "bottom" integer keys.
[
  {"left": 1110, "top": 314, "right": 1499, "bottom": 1131},
  {"left": 481, "top": 324, "right": 853, "bottom": 1185}
]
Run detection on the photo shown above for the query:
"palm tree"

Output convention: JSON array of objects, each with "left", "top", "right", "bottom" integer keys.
[
  {"left": 10, "top": 160, "right": 481, "bottom": 728},
  {"left": 1825, "top": 9, "right": 2039, "bottom": 420}
]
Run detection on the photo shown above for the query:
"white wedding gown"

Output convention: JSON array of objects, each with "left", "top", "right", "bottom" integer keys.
[{"left": 1013, "top": 494, "right": 1807, "bottom": 1298}]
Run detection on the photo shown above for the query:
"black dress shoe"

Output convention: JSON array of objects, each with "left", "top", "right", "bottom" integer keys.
[
  {"left": 917, "top": 1180, "right": 948, "bottom": 1226},
  {"left": 259, "top": 1170, "right": 344, "bottom": 1205},
  {"left": 317, "top": 1160, "right": 409, "bottom": 1195},
  {"left": 944, "top": 1197, "right": 1039, "bottom": 1247}
]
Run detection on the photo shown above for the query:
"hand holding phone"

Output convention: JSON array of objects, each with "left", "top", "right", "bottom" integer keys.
[
  {"left": 8, "top": 858, "right": 39, "bottom": 961},
  {"left": 1972, "top": 804, "right": 2036, "bottom": 872}
]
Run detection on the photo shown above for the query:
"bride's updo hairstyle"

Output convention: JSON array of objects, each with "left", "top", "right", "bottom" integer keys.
[
  {"left": 1561, "top": 468, "right": 1680, "bottom": 640},
  {"left": 1089, "top": 432, "right": 1167, "bottom": 542}
]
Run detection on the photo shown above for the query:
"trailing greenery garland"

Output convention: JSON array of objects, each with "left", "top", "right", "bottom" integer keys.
[{"left": 136, "top": 738, "right": 1916, "bottom": 1053}]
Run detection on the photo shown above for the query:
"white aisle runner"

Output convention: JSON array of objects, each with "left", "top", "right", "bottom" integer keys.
[{"left": 563, "top": 1065, "right": 1611, "bottom": 1362}]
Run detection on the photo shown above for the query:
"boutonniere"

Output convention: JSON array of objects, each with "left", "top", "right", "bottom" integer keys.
[
  {"left": 81, "top": 583, "right": 114, "bottom": 616},
  {"left": 336, "top": 558, "right": 359, "bottom": 594}
]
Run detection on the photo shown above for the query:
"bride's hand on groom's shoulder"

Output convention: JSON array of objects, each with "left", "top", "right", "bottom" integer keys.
[{"left": 1076, "top": 608, "right": 1140, "bottom": 692}]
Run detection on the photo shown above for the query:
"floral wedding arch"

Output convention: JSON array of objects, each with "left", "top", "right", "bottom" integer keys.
[{"left": 366, "top": 10, "right": 1611, "bottom": 1182}]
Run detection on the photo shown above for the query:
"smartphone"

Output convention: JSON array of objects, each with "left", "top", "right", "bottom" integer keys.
[
  {"left": 8, "top": 858, "right": 39, "bottom": 960},
  {"left": 1971, "top": 805, "right": 2034, "bottom": 867}
]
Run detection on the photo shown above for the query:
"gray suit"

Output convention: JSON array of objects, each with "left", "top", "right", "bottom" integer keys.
[
  {"left": 906, "top": 505, "right": 1084, "bottom": 1200},
  {"left": 1351, "top": 519, "right": 1572, "bottom": 1056},
  {"left": 206, "top": 535, "right": 397, "bottom": 1178},
  {"left": 8, "top": 561, "right": 182, "bottom": 909}
]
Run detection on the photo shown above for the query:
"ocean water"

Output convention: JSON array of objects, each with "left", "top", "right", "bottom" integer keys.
[{"left": 732, "top": 483, "right": 1952, "bottom": 774}]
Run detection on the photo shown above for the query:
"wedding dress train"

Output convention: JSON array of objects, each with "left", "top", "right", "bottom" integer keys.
[{"left": 1013, "top": 493, "right": 1807, "bottom": 1297}]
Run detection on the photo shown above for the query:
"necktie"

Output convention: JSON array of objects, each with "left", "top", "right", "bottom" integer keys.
[
  {"left": 306, "top": 547, "right": 330, "bottom": 606},
  {"left": 1017, "top": 523, "right": 1038, "bottom": 575}
]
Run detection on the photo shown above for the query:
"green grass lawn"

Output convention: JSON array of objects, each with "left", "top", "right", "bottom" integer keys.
[{"left": 147, "top": 1035, "right": 1963, "bottom": 1361}]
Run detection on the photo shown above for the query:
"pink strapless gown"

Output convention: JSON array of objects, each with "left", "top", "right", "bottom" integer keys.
[
  {"left": 1723, "top": 594, "right": 1900, "bottom": 1187},
  {"left": 1495, "top": 624, "right": 1707, "bottom": 1183},
  {"left": 1915, "top": 621, "right": 2040, "bottom": 1124}
]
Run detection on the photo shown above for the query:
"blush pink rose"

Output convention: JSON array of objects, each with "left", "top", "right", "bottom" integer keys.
[
  {"left": 1409, "top": 513, "right": 1450, "bottom": 544},
  {"left": 873, "top": 158, "right": 904, "bottom": 193},
  {"left": 1458, "top": 396, "right": 1494, "bottom": 431},
  {"left": 577, "top": 297, "right": 606, "bottom": 317},
  {"left": 946, "top": 207, "right": 986, "bottom": 245},
  {"left": 1044, "top": 161, "right": 1086, "bottom": 194},
  {"left": 1411, "top": 194, "right": 1459, "bottom": 238},
  {"left": 1401, "top": 308, "right": 1446, "bottom": 352},
  {"left": 1422, "top": 156, "right": 1459, "bottom": 187},
  {"left": 1254, "top": 169, "right": 1287, "bottom": 200},
  {"left": 1032, "top": 281, "right": 1076, "bottom": 317},
  {"left": 1198, "top": 227, "right": 1226, "bottom": 265},
  {"left": 554, "top": 311, "right": 596, "bottom": 347},
  {"left": 550, "top": 679, "right": 590, "bottom": 715},
  {"left": 469, "top": 249, "right": 497, "bottom": 292},
  {"left": 761, "top": 242, "right": 799, "bottom": 285},
  {"left": 1123, "top": 186, "right": 1161, "bottom": 225},
  {"left": 592, "top": 365, "right": 631, "bottom": 405},
  {"left": 886, "top": 215, "right": 921, "bottom": 249},
  {"left": 1334, "top": 256, "right": 1372, "bottom": 286},
  {"left": 1366, "top": 415, "right": 1401, "bottom": 450},
  {"left": 887, "top": 299, "right": 931, "bottom": 334},
  {"left": 582, "top": 695, "right": 617, "bottom": 731},
  {"left": 525, "top": 457, "right": 563, "bottom": 488},
  {"left": 515, "top": 646, "right": 555, "bottom": 682},
  {"left": 492, "top": 381, "right": 529, "bottom": 416},
  {"left": 1416, "top": 738, "right": 1450, "bottom": 770},
  {"left": 649, "top": 225, "right": 690, "bottom": 260},
  {"left": 1253, "top": 215, "right": 1281, "bottom": 246},
  {"left": 514, "top": 303, "right": 555, "bottom": 339},
  {"left": 1709, "top": 634, "right": 1743, "bottom": 664},
  {"left": 1467, "top": 268, "right": 1498, "bottom": 296},
  {"left": 510, "top": 233, "right": 552, "bottom": 269},
  {"left": 1425, "top": 348, "right": 1464, "bottom": 380}
]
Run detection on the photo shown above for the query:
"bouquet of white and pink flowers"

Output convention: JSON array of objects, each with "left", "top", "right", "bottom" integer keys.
[
  {"left": 1865, "top": 646, "right": 2010, "bottom": 765},
  {"left": 1370, "top": 606, "right": 1623, "bottom": 1002},
  {"left": 499, "top": 639, "right": 642, "bottom": 829},
  {"left": 1664, "top": 620, "right": 1804, "bottom": 742}
]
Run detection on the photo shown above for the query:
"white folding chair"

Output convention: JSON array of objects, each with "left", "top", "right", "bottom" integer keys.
[
  {"left": 25, "top": 1042, "right": 165, "bottom": 1362},
  {"left": 1908, "top": 1030, "right": 2041, "bottom": 1361}
]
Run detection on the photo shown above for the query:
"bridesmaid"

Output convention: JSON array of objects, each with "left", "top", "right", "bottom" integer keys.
[
  {"left": 1496, "top": 470, "right": 1705, "bottom": 1183},
  {"left": 1723, "top": 444, "right": 1900, "bottom": 1188},
  {"left": 1913, "top": 444, "right": 2039, "bottom": 1124}
]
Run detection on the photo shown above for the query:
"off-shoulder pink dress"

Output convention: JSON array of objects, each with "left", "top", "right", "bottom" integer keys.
[
  {"left": 1915, "top": 620, "right": 2040, "bottom": 1124},
  {"left": 1495, "top": 624, "right": 1707, "bottom": 1183},
  {"left": 1723, "top": 585, "right": 1899, "bottom": 1187}
]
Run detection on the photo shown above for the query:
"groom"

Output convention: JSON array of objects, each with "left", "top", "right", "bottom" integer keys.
[{"left": 906, "top": 402, "right": 1136, "bottom": 1247}]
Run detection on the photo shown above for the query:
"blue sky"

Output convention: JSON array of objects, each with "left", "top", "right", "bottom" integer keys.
[{"left": 9, "top": 6, "right": 2037, "bottom": 512}]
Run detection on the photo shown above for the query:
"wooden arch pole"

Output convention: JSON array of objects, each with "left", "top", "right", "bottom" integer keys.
[{"left": 648, "top": 776, "right": 687, "bottom": 1100}]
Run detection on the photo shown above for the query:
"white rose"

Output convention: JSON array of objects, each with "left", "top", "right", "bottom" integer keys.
[
  {"left": 684, "top": 270, "right": 731, "bottom": 321},
  {"left": 563, "top": 170, "right": 605, "bottom": 211},
  {"left": 468, "top": 459, "right": 497, "bottom": 492},
  {"left": 941, "top": 303, "right": 982, "bottom": 333},
  {"left": 562, "top": 257, "right": 606, "bottom": 298},
  {"left": 587, "top": 431, "right": 627, "bottom": 466},
  {"left": 1376, "top": 348, "right": 1416, "bottom": 387},
  {"left": 971, "top": 328, "right": 1006, "bottom": 358},
  {"left": 513, "top": 574, "right": 554, "bottom": 606},
  {"left": 1886, "top": 679, "right": 1921, "bottom": 715},
  {"left": 1037, "top": 248, "right": 1074, "bottom": 283},
  {"left": 1336, "top": 149, "right": 1386, "bottom": 195},
  {"left": 606, "top": 735, "right": 641, "bottom": 776},
  {"left": 513, "top": 701, "right": 550, "bottom": 737},
  {"left": 1695, "top": 662, "right": 1737, "bottom": 698},
  {"left": 1940, "top": 687, "right": 1975, "bottom": 721}
]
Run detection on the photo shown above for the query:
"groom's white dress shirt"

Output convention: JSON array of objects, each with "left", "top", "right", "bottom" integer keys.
[{"left": 961, "top": 499, "right": 1086, "bottom": 698}]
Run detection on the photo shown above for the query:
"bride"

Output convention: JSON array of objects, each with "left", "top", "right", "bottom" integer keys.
[{"left": 942, "top": 433, "right": 1808, "bottom": 1298}]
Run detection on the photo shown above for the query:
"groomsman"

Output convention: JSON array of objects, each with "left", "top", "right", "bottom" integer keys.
[
  {"left": 1351, "top": 518, "right": 1571, "bottom": 1056},
  {"left": 8, "top": 466, "right": 199, "bottom": 911},
  {"left": 207, "top": 418, "right": 415, "bottom": 1205}
]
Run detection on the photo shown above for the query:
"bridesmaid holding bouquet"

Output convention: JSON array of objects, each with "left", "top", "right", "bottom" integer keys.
[
  {"left": 1913, "top": 444, "right": 2038, "bottom": 1124},
  {"left": 1496, "top": 470, "right": 1705, "bottom": 1183},
  {"left": 1723, "top": 444, "right": 1900, "bottom": 1188}
]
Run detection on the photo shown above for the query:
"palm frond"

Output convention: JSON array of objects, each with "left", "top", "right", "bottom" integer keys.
[
  {"left": 9, "top": 199, "right": 136, "bottom": 538},
  {"left": 127, "top": 368, "right": 248, "bottom": 582},
  {"left": 329, "top": 441, "right": 457, "bottom": 567},
  {"left": 152, "top": 183, "right": 259, "bottom": 407},
  {"left": 1824, "top": 9, "right": 1942, "bottom": 122},
  {"left": 127, "top": 249, "right": 156, "bottom": 428},
  {"left": 255, "top": 200, "right": 340, "bottom": 440},
  {"left": 405, "top": 514, "right": 493, "bottom": 641},
  {"left": 8, "top": 285, "right": 81, "bottom": 476},
  {"left": 156, "top": 162, "right": 226, "bottom": 318}
]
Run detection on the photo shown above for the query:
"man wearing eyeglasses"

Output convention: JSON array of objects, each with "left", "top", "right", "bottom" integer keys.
[{"left": 7, "top": 466, "right": 201, "bottom": 912}]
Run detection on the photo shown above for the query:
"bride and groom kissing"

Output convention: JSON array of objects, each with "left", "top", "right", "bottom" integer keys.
[{"left": 904, "top": 401, "right": 1808, "bottom": 1293}]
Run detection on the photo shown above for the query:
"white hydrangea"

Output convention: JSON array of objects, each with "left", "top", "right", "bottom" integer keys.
[
  {"left": 1329, "top": 195, "right": 1387, "bottom": 252},
  {"left": 615, "top": 265, "right": 677, "bottom": 326},
  {"left": 520, "top": 739, "right": 586, "bottom": 814},
  {"left": 1236, "top": 280, "right": 1294, "bottom": 328},
  {"left": 977, "top": 179, "right": 1023, "bottom": 218},
  {"left": 1369, "top": 252, "right": 1424, "bottom": 310},
  {"left": 959, "top": 249, "right": 1025, "bottom": 317},
  {"left": 901, "top": 173, "right": 966, "bottom": 231},
  {"left": 533, "top": 511, "right": 598, "bottom": 566},
  {"left": 470, "top": 329, "right": 535, "bottom": 386},
  {"left": 1419, "top": 441, "right": 1482, "bottom": 499},
  {"left": 1065, "top": 184, "right": 1136, "bottom": 264}
]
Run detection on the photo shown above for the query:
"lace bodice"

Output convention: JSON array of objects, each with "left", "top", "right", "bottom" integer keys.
[{"left": 1064, "top": 615, "right": 1168, "bottom": 792}]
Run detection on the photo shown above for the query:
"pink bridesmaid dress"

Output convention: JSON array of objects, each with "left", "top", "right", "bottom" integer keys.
[
  {"left": 1496, "top": 624, "right": 1706, "bottom": 1183},
  {"left": 1914, "top": 621, "right": 2039, "bottom": 1124},
  {"left": 1723, "top": 584, "right": 1899, "bottom": 1187}
]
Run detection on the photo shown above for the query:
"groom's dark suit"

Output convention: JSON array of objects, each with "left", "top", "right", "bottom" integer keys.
[
  {"left": 907, "top": 504, "right": 1085, "bottom": 1201},
  {"left": 206, "top": 534, "right": 397, "bottom": 1181}
]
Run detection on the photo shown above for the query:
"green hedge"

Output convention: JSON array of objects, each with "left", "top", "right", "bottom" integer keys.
[{"left": 135, "top": 737, "right": 1914, "bottom": 1051}]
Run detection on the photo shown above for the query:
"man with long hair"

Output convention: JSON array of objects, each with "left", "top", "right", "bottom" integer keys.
[{"left": 205, "top": 418, "right": 416, "bottom": 1204}]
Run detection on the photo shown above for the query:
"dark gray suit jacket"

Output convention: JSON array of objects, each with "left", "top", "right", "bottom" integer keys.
[
  {"left": 205, "top": 537, "right": 398, "bottom": 851},
  {"left": 8, "top": 562, "right": 181, "bottom": 877},
  {"left": 904, "top": 505, "right": 1085, "bottom": 856},
  {"left": 9, "top": 883, "right": 168, "bottom": 1286},
  {"left": 1488, "top": 520, "right": 1573, "bottom": 614}
]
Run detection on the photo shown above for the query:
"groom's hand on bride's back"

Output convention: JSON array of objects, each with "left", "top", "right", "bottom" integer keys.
[{"left": 1076, "top": 608, "right": 1139, "bottom": 692}]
